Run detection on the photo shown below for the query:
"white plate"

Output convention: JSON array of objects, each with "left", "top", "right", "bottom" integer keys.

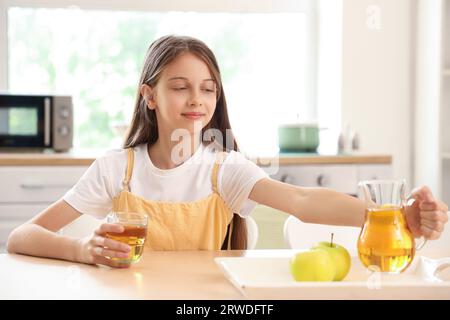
[{"left": 215, "top": 253, "right": 450, "bottom": 299}]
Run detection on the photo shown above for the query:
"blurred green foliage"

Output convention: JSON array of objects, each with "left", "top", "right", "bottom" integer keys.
[{"left": 8, "top": 8, "right": 246, "bottom": 149}]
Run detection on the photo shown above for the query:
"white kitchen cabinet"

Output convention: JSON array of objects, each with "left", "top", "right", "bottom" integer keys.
[
  {"left": 0, "top": 203, "right": 50, "bottom": 220},
  {"left": 251, "top": 163, "right": 393, "bottom": 249},
  {"left": 261, "top": 163, "right": 393, "bottom": 195},
  {"left": 0, "top": 166, "right": 89, "bottom": 252},
  {"left": 0, "top": 167, "right": 88, "bottom": 203},
  {"left": 268, "top": 165, "right": 358, "bottom": 195},
  {"left": 357, "top": 164, "right": 393, "bottom": 182}
]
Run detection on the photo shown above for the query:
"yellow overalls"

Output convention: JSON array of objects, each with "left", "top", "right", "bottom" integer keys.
[{"left": 112, "top": 148, "right": 234, "bottom": 250}]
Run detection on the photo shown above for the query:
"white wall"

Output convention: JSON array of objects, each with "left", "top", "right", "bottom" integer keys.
[
  {"left": 0, "top": 3, "right": 7, "bottom": 91},
  {"left": 414, "top": 0, "right": 442, "bottom": 197},
  {"left": 317, "top": 0, "right": 342, "bottom": 154},
  {"left": 342, "top": 0, "right": 414, "bottom": 188}
]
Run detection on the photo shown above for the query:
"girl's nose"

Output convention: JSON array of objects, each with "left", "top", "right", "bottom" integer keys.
[{"left": 189, "top": 90, "right": 203, "bottom": 106}]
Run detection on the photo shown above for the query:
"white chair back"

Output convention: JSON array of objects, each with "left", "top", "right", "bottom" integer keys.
[
  {"left": 246, "top": 216, "right": 259, "bottom": 250},
  {"left": 283, "top": 215, "right": 361, "bottom": 256},
  {"left": 283, "top": 212, "right": 450, "bottom": 258}
]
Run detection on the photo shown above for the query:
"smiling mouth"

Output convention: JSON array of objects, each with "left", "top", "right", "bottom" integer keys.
[{"left": 182, "top": 113, "right": 205, "bottom": 120}]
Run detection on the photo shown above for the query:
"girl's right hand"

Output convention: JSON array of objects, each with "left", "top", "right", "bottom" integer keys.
[{"left": 76, "top": 223, "right": 131, "bottom": 268}]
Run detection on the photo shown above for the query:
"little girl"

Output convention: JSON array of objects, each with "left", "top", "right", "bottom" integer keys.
[{"left": 7, "top": 35, "right": 448, "bottom": 268}]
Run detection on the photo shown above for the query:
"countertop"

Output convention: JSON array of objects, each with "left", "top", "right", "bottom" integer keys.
[
  {"left": 1, "top": 249, "right": 449, "bottom": 300},
  {"left": 0, "top": 149, "right": 392, "bottom": 166}
]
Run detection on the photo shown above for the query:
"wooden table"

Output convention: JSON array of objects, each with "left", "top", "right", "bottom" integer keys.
[
  {"left": 0, "top": 249, "right": 283, "bottom": 300},
  {"left": 2, "top": 249, "right": 449, "bottom": 300}
]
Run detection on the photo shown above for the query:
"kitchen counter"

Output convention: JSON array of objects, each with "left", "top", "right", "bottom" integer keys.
[
  {"left": 1, "top": 249, "right": 449, "bottom": 300},
  {"left": 0, "top": 149, "right": 103, "bottom": 166},
  {"left": 0, "top": 150, "right": 392, "bottom": 166}
]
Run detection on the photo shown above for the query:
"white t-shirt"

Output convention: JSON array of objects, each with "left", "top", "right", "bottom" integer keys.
[{"left": 63, "top": 142, "right": 269, "bottom": 219}]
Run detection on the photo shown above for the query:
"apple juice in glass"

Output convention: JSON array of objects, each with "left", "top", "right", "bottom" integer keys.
[
  {"left": 105, "top": 211, "right": 148, "bottom": 266},
  {"left": 357, "top": 180, "right": 426, "bottom": 273}
]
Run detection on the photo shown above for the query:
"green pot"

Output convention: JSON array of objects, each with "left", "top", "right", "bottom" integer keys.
[{"left": 278, "top": 124, "right": 320, "bottom": 152}]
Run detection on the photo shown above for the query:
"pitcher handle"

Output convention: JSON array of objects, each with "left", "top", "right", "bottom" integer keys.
[{"left": 405, "top": 196, "right": 428, "bottom": 251}]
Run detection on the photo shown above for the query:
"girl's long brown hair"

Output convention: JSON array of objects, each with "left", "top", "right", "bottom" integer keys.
[{"left": 123, "top": 35, "right": 247, "bottom": 250}]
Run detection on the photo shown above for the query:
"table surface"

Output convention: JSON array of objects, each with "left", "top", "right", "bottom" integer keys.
[
  {"left": 1, "top": 249, "right": 449, "bottom": 300},
  {"left": 0, "top": 249, "right": 289, "bottom": 300}
]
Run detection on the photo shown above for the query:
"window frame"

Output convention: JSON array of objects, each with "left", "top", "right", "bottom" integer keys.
[{"left": 1, "top": 1, "right": 324, "bottom": 154}]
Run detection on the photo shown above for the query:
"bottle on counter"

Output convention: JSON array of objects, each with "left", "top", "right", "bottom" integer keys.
[
  {"left": 352, "top": 132, "right": 360, "bottom": 151},
  {"left": 338, "top": 125, "right": 359, "bottom": 154}
]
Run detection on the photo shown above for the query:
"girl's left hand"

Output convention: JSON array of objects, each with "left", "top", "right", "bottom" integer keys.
[{"left": 404, "top": 186, "right": 449, "bottom": 240}]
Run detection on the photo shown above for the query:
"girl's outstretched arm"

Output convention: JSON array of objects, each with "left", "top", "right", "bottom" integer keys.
[
  {"left": 249, "top": 178, "right": 448, "bottom": 240},
  {"left": 248, "top": 178, "right": 365, "bottom": 227}
]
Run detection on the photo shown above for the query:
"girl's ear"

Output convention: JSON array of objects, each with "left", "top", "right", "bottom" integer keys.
[{"left": 140, "top": 84, "right": 157, "bottom": 110}]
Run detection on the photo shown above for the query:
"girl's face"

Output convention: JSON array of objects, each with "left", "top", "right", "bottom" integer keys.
[{"left": 142, "top": 52, "right": 218, "bottom": 137}]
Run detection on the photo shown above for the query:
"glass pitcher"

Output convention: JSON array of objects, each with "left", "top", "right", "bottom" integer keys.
[{"left": 357, "top": 180, "right": 426, "bottom": 273}]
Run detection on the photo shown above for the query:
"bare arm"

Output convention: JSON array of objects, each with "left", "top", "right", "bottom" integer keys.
[
  {"left": 6, "top": 199, "right": 131, "bottom": 267},
  {"left": 249, "top": 178, "right": 365, "bottom": 227},
  {"left": 6, "top": 199, "right": 83, "bottom": 261}
]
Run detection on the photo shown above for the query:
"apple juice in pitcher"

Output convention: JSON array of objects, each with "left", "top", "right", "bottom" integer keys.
[
  {"left": 357, "top": 180, "right": 426, "bottom": 273},
  {"left": 357, "top": 205, "right": 414, "bottom": 273}
]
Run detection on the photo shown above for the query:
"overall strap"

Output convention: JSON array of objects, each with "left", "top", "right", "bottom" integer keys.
[
  {"left": 122, "top": 148, "right": 135, "bottom": 191},
  {"left": 211, "top": 151, "right": 234, "bottom": 250},
  {"left": 227, "top": 218, "right": 233, "bottom": 250},
  {"left": 211, "top": 151, "right": 226, "bottom": 194}
]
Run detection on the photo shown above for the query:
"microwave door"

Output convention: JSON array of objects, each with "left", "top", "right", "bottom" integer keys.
[{"left": 0, "top": 95, "right": 47, "bottom": 148}]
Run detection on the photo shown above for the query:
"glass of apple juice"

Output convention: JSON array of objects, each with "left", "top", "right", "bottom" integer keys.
[{"left": 105, "top": 211, "right": 148, "bottom": 266}]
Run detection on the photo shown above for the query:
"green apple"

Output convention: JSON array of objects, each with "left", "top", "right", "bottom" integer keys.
[
  {"left": 290, "top": 249, "right": 336, "bottom": 282},
  {"left": 311, "top": 239, "right": 351, "bottom": 281}
]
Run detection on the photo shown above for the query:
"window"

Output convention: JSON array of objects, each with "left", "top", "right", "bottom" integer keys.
[{"left": 1, "top": 1, "right": 340, "bottom": 156}]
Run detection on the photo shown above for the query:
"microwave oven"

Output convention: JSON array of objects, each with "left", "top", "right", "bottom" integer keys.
[{"left": 0, "top": 94, "right": 73, "bottom": 151}]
